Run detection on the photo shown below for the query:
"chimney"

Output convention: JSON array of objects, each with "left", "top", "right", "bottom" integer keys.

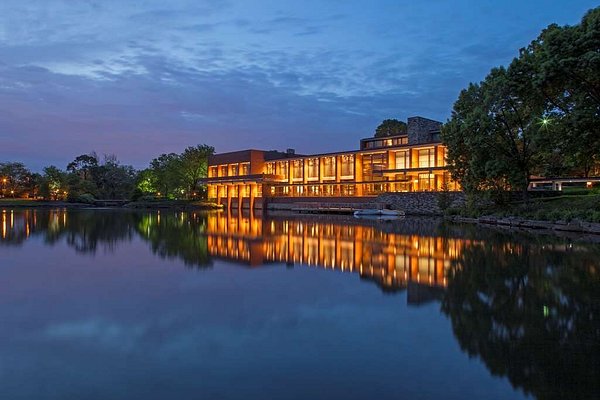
[{"left": 286, "top": 148, "right": 295, "bottom": 155}]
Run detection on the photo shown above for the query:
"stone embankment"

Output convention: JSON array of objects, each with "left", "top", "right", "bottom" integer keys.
[
  {"left": 377, "top": 192, "right": 465, "bottom": 215},
  {"left": 449, "top": 215, "right": 600, "bottom": 235}
]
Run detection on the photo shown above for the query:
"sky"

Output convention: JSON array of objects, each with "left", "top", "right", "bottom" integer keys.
[{"left": 0, "top": 0, "right": 597, "bottom": 171}]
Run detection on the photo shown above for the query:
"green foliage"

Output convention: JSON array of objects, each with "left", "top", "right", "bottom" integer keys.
[
  {"left": 65, "top": 153, "right": 136, "bottom": 200},
  {"left": 443, "top": 66, "right": 542, "bottom": 201},
  {"left": 0, "top": 162, "right": 36, "bottom": 198},
  {"left": 374, "top": 119, "right": 407, "bottom": 137},
  {"left": 443, "top": 7, "right": 600, "bottom": 201},
  {"left": 74, "top": 193, "right": 96, "bottom": 204},
  {"left": 436, "top": 177, "right": 452, "bottom": 211},
  {"left": 140, "top": 145, "right": 214, "bottom": 200}
]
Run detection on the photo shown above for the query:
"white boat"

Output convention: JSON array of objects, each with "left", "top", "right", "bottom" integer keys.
[{"left": 353, "top": 209, "right": 405, "bottom": 217}]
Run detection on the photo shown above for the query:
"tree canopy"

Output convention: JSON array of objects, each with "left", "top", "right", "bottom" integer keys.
[
  {"left": 443, "top": 7, "right": 600, "bottom": 200},
  {"left": 374, "top": 119, "right": 407, "bottom": 137}
]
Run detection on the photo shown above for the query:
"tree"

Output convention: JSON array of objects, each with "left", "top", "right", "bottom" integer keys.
[
  {"left": 179, "top": 145, "right": 214, "bottom": 198},
  {"left": 443, "top": 6, "right": 600, "bottom": 200},
  {"left": 66, "top": 153, "right": 99, "bottom": 180},
  {"left": 443, "top": 66, "right": 543, "bottom": 200},
  {"left": 143, "top": 144, "right": 214, "bottom": 199},
  {"left": 39, "top": 166, "right": 68, "bottom": 200},
  {"left": 374, "top": 119, "right": 407, "bottom": 137},
  {"left": 149, "top": 153, "right": 183, "bottom": 198},
  {"left": 0, "top": 162, "right": 33, "bottom": 198},
  {"left": 516, "top": 7, "right": 600, "bottom": 177},
  {"left": 93, "top": 156, "right": 137, "bottom": 199}
]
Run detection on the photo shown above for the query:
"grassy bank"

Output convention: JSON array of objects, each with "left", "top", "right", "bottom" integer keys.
[{"left": 450, "top": 193, "right": 600, "bottom": 223}]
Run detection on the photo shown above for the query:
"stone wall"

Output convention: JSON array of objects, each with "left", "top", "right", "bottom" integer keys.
[
  {"left": 407, "top": 116, "right": 442, "bottom": 145},
  {"left": 377, "top": 191, "right": 465, "bottom": 215}
]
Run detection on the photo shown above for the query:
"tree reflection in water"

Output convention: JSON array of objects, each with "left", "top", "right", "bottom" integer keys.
[
  {"left": 2, "top": 208, "right": 599, "bottom": 399},
  {"left": 441, "top": 230, "right": 600, "bottom": 400},
  {"left": 135, "top": 211, "right": 212, "bottom": 268}
]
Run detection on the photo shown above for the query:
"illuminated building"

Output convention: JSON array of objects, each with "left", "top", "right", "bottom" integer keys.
[{"left": 201, "top": 116, "right": 460, "bottom": 209}]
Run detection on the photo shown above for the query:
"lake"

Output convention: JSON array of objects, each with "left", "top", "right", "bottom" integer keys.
[{"left": 1, "top": 208, "right": 598, "bottom": 400}]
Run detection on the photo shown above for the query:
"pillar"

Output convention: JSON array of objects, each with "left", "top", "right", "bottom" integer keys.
[
  {"left": 355, "top": 154, "right": 363, "bottom": 196},
  {"left": 226, "top": 185, "right": 232, "bottom": 210},
  {"left": 249, "top": 183, "right": 256, "bottom": 210}
]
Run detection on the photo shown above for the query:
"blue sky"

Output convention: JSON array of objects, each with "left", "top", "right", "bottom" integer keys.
[{"left": 0, "top": 0, "right": 597, "bottom": 170}]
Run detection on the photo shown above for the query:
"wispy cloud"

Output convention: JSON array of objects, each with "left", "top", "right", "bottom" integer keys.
[{"left": 0, "top": 0, "right": 596, "bottom": 169}]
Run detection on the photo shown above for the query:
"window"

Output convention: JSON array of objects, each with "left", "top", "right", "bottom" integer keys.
[
  {"left": 340, "top": 155, "right": 354, "bottom": 177},
  {"left": 230, "top": 164, "right": 239, "bottom": 176},
  {"left": 322, "top": 157, "right": 335, "bottom": 179},
  {"left": 307, "top": 158, "right": 319, "bottom": 180},
  {"left": 220, "top": 165, "right": 228, "bottom": 177},
  {"left": 241, "top": 163, "right": 250, "bottom": 175},
  {"left": 437, "top": 147, "right": 447, "bottom": 167},
  {"left": 362, "top": 153, "right": 387, "bottom": 181},
  {"left": 395, "top": 151, "right": 409, "bottom": 170},
  {"left": 209, "top": 166, "right": 218, "bottom": 177},
  {"left": 292, "top": 160, "right": 303, "bottom": 181},
  {"left": 265, "top": 162, "right": 275, "bottom": 175},
  {"left": 277, "top": 161, "right": 288, "bottom": 179},
  {"left": 418, "top": 149, "right": 435, "bottom": 168},
  {"left": 340, "top": 184, "right": 355, "bottom": 196},
  {"left": 393, "top": 136, "right": 408, "bottom": 146},
  {"left": 418, "top": 173, "right": 434, "bottom": 191}
]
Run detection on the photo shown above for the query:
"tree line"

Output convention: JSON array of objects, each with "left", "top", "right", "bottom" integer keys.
[
  {"left": 443, "top": 7, "right": 599, "bottom": 201},
  {"left": 0, "top": 144, "right": 214, "bottom": 201}
]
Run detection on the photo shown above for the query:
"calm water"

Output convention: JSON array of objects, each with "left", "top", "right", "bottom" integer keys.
[{"left": 1, "top": 209, "right": 598, "bottom": 400}]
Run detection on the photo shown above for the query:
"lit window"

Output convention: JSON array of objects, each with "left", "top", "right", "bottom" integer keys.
[{"left": 418, "top": 149, "right": 435, "bottom": 168}]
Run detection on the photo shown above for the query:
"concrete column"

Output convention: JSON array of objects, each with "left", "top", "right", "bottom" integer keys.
[
  {"left": 355, "top": 154, "right": 363, "bottom": 196},
  {"left": 226, "top": 185, "right": 232, "bottom": 210},
  {"left": 216, "top": 185, "right": 222, "bottom": 206},
  {"left": 237, "top": 184, "right": 243, "bottom": 210},
  {"left": 249, "top": 183, "right": 256, "bottom": 210},
  {"left": 302, "top": 159, "right": 307, "bottom": 184}
]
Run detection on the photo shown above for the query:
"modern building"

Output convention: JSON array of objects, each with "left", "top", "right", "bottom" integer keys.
[{"left": 202, "top": 116, "right": 459, "bottom": 209}]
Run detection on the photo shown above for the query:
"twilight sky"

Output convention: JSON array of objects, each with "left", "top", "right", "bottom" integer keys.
[{"left": 0, "top": 0, "right": 597, "bottom": 170}]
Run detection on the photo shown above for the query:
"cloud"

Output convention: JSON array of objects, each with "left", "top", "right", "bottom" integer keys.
[{"left": 0, "top": 0, "right": 597, "bottom": 170}]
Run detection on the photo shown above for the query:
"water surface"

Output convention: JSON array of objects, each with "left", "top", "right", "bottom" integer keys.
[{"left": 1, "top": 209, "right": 598, "bottom": 400}]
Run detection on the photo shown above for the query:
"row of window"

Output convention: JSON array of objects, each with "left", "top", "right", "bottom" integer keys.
[
  {"left": 211, "top": 148, "right": 446, "bottom": 179},
  {"left": 362, "top": 136, "right": 409, "bottom": 149},
  {"left": 210, "top": 162, "right": 251, "bottom": 178}
]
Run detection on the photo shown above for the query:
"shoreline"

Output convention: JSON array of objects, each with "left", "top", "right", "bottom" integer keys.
[
  {"left": 0, "top": 200, "right": 222, "bottom": 211},
  {"left": 447, "top": 215, "right": 600, "bottom": 235},
  {"left": 4, "top": 200, "right": 600, "bottom": 236}
]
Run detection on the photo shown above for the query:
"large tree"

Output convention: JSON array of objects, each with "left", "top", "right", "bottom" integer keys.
[
  {"left": 374, "top": 119, "right": 407, "bottom": 137},
  {"left": 443, "top": 6, "right": 600, "bottom": 199},
  {"left": 515, "top": 7, "right": 600, "bottom": 177},
  {"left": 443, "top": 66, "right": 543, "bottom": 199},
  {"left": 0, "top": 162, "right": 34, "bottom": 197},
  {"left": 179, "top": 144, "right": 214, "bottom": 198}
]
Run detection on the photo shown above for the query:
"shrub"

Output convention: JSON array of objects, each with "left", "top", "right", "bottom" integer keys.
[{"left": 75, "top": 193, "right": 96, "bottom": 204}]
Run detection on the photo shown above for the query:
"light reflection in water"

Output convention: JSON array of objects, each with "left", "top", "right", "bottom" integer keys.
[{"left": 1, "top": 208, "right": 599, "bottom": 399}]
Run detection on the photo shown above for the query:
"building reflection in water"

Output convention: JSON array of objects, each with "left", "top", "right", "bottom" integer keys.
[{"left": 205, "top": 211, "right": 476, "bottom": 301}]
